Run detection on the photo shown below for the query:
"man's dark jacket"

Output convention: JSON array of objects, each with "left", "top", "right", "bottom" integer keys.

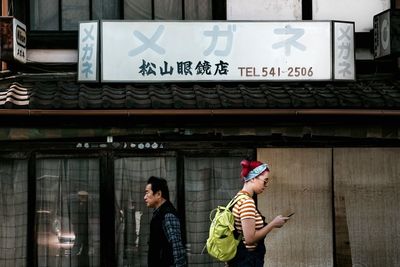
[{"left": 148, "top": 200, "right": 180, "bottom": 267}]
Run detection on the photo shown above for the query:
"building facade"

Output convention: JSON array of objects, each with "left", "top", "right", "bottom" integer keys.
[{"left": 1, "top": 1, "right": 400, "bottom": 266}]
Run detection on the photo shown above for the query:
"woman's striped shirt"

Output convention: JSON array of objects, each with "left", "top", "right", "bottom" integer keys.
[{"left": 232, "top": 191, "right": 265, "bottom": 250}]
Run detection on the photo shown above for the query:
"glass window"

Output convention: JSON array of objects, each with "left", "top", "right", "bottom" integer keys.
[
  {"left": 154, "top": 0, "right": 182, "bottom": 20},
  {"left": 184, "top": 0, "right": 213, "bottom": 20},
  {"left": 29, "top": 0, "right": 114, "bottom": 31},
  {"left": 124, "top": 0, "right": 213, "bottom": 20},
  {"left": 29, "top": 0, "right": 214, "bottom": 32},
  {"left": 124, "top": 0, "right": 152, "bottom": 20},
  {"left": 0, "top": 159, "right": 28, "bottom": 267},
  {"left": 62, "top": 0, "right": 90, "bottom": 30},
  {"left": 30, "top": 0, "right": 59, "bottom": 30},
  {"left": 184, "top": 157, "right": 243, "bottom": 266},
  {"left": 114, "top": 156, "right": 177, "bottom": 267},
  {"left": 35, "top": 158, "right": 100, "bottom": 267}
]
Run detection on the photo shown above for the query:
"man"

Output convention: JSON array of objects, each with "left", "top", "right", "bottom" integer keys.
[{"left": 144, "top": 176, "right": 187, "bottom": 267}]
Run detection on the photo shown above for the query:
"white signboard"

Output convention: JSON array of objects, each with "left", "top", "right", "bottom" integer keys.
[
  {"left": 78, "top": 21, "right": 99, "bottom": 82},
  {"left": 101, "top": 21, "right": 337, "bottom": 82},
  {"left": 333, "top": 22, "right": 355, "bottom": 80},
  {"left": 13, "top": 18, "right": 26, "bottom": 64}
]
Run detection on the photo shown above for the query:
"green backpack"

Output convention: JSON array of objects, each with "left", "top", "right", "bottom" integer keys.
[{"left": 206, "top": 194, "right": 247, "bottom": 262}]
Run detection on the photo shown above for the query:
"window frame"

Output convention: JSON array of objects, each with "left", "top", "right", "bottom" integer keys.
[
  {"left": 25, "top": 0, "right": 95, "bottom": 49},
  {"left": 0, "top": 144, "right": 253, "bottom": 266},
  {"left": 18, "top": 0, "right": 225, "bottom": 49}
]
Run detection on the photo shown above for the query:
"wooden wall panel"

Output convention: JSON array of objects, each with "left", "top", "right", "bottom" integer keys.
[
  {"left": 257, "top": 148, "right": 333, "bottom": 267},
  {"left": 334, "top": 148, "right": 400, "bottom": 267}
]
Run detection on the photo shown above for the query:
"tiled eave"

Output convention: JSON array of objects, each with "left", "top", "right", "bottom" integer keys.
[
  {"left": 1, "top": 73, "right": 400, "bottom": 141},
  {"left": 1, "top": 73, "right": 400, "bottom": 115}
]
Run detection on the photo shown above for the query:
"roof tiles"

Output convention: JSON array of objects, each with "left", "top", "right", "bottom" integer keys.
[{"left": 1, "top": 74, "right": 400, "bottom": 110}]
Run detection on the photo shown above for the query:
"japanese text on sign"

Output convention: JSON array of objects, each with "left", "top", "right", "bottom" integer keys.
[
  {"left": 78, "top": 22, "right": 98, "bottom": 82},
  {"left": 334, "top": 22, "right": 355, "bottom": 80},
  {"left": 98, "top": 21, "right": 355, "bottom": 82}
]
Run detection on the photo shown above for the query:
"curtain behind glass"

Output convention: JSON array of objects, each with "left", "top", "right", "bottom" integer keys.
[
  {"left": 124, "top": 0, "right": 152, "bottom": 19},
  {"left": 114, "top": 157, "right": 177, "bottom": 267},
  {"left": 154, "top": 0, "right": 182, "bottom": 19},
  {"left": 36, "top": 158, "right": 100, "bottom": 267},
  {"left": 184, "top": 0, "right": 212, "bottom": 20},
  {"left": 30, "top": 0, "right": 59, "bottom": 30},
  {"left": 184, "top": 157, "right": 242, "bottom": 266},
  {"left": 62, "top": 0, "right": 90, "bottom": 30},
  {"left": 0, "top": 159, "right": 28, "bottom": 267},
  {"left": 124, "top": 0, "right": 212, "bottom": 20}
]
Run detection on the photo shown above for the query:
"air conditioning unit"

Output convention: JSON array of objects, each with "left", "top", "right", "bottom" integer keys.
[
  {"left": 0, "top": 17, "right": 26, "bottom": 63},
  {"left": 374, "top": 9, "right": 400, "bottom": 59}
]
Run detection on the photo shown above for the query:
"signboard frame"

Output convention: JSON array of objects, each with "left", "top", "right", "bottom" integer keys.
[
  {"left": 333, "top": 21, "right": 356, "bottom": 80},
  {"left": 77, "top": 20, "right": 356, "bottom": 83},
  {"left": 78, "top": 21, "right": 100, "bottom": 82}
]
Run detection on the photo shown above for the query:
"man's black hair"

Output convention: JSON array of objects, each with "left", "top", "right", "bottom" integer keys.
[{"left": 147, "top": 176, "right": 170, "bottom": 201}]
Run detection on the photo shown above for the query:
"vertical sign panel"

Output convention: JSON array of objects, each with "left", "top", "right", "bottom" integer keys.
[
  {"left": 374, "top": 9, "right": 392, "bottom": 58},
  {"left": 13, "top": 18, "right": 26, "bottom": 63},
  {"left": 334, "top": 22, "right": 355, "bottom": 80},
  {"left": 78, "top": 21, "right": 99, "bottom": 82}
]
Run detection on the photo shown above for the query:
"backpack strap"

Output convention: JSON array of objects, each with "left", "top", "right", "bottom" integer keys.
[
  {"left": 227, "top": 194, "right": 249, "bottom": 241},
  {"left": 226, "top": 193, "right": 249, "bottom": 210},
  {"left": 208, "top": 194, "right": 247, "bottom": 222}
]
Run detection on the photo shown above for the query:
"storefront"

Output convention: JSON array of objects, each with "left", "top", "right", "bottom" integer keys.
[
  {"left": 2, "top": 70, "right": 400, "bottom": 266},
  {"left": 1, "top": 1, "right": 400, "bottom": 266}
]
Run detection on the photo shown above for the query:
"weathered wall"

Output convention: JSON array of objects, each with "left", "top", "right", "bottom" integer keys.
[
  {"left": 258, "top": 148, "right": 333, "bottom": 267},
  {"left": 257, "top": 147, "right": 400, "bottom": 266},
  {"left": 227, "top": 0, "right": 302, "bottom": 20},
  {"left": 334, "top": 148, "right": 400, "bottom": 267}
]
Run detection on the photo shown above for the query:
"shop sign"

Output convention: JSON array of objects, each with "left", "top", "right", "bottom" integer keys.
[
  {"left": 373, "top": 9, "right": 400, "bottom": 59},
  {"left": 78, "top": 21, "right": 99, "bottom": 82},
  {"left": 333, "top": 22, "right": 355, "bottom": 80},
  {"left": 79, "top": 21, "right": 355, "bottom": 82},
  {"left": 0, "top": 17, "right": 26, "bottom": 64}
]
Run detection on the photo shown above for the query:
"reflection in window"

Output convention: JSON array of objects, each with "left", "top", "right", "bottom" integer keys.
[
  {"left": 184, "top": 157, "right": 242, "bottom": 266},
  {"left": 114, "top": 157, "right": 177, "bottom": 267},
  {"left": 36, "top": 158, "right": 100, "bottom": 267},
  {"left": 0, "top": 159, "right": 28, "bottom": 267}
]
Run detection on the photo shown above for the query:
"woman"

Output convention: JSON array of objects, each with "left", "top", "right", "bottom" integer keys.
[{"left": 228, "top": 159, "right": 289, "bottom": 267}]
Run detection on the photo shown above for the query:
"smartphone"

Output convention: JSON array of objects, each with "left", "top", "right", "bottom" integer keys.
[{"left": 287, "top": 212, "right": 295, "bottom": 217}]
